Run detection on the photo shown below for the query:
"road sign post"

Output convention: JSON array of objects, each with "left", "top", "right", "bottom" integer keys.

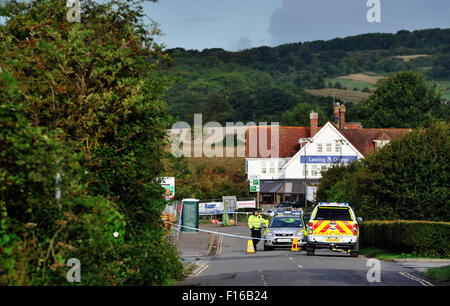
[{"left": 249, "top": 176, "right": 260, "bottom": 209}]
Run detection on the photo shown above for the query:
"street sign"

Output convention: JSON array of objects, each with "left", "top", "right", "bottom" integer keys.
[
  {"left": 159, "top": 177, "right": 175, "bottom": 200},
  {"left": 222, "top": 196, "right": 237, "bottom": 210},
  {"left": 249, "top": 176, "right": 260, "bottom": 193}
]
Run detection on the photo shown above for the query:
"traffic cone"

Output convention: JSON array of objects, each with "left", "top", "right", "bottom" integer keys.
[
  {"left": 291, "top": 237, "right": 299, "bottom": 252},
  {"left": 246, "top": 240, "right": 255, "bottom": 253}
]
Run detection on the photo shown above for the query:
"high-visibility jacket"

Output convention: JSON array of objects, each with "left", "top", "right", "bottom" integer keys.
[{"left": 248, "top": 214, "right": 265, "bottom": 230}]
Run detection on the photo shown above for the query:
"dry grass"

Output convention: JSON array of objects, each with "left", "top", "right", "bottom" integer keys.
[
  {"left": 339, "top": 73, "right": 384, "bottom": 85},
  {"left": 187, "top": 156, "right": 245, "bottom": 176},
  {"left": 395, "top": 54, "right": 430, "bottom": 62},
  {"left": 305, "top": 88, "right": 370, "bottom": 104},
  {"left": 164, "top": 132, "right": 246, "bottom": 176}
]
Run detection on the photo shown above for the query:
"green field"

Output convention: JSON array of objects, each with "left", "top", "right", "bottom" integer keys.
[
  {"left": 434, "top": 80, "right": 450, "bottom": 100},
  {"left": 326, "top": 77, "right": 375, "bottom": 92}
]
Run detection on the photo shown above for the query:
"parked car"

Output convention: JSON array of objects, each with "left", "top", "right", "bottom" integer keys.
[
  {"left": 263, "top": 214, "right": 306, "bottom": 251},
  {"left": 268, "top": 201, "right": 304, "bottom": 216},
  {"left": 294, "top": 198, "right": 314, "bottom": 208}
]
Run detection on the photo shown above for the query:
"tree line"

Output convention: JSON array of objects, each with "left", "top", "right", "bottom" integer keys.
[{"left": 161, "top": 28, "right": 450, "bottom": 127}]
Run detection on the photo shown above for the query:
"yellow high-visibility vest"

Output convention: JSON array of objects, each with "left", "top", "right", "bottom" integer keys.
[{"left": 248, "top": 214, "right": 265, "bottom": 229}]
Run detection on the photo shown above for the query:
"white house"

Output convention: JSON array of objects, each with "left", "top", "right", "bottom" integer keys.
[
  {"left": 245, "top": 103, "right": 411, "bottom": 208},
  {"left": 283, "top": 121, "right": 364, "bottom": 180}
]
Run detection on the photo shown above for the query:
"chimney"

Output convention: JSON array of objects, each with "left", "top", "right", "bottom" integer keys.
[
  {"left": 339, "top": 104, "right": 346, "bottom": 129},
  {"left": 333, "top": 103, "right": 340, "bottom": 127},
  {"left": 310, "top": 112, "right": 318, "bottom": 137}
]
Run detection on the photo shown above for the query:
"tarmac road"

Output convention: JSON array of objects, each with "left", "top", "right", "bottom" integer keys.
[{"left": 176, "top": 224, "right": 439, "bottom": 286}]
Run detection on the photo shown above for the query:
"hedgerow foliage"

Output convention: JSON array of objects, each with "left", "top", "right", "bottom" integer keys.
[
  {"left": 0, "top": 0, "right": 183, "bottom": 285},
  {"left": 360, "top": 221, "right": 450, "bottom": 258}
]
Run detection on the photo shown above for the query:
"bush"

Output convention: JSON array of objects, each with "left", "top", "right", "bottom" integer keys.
[
  {"left": 317, "top": 121, "right": 449, "bottom": 222},
  {"left": 0, "top": 1, "right": 184, "bottom": 285},
  {"left": 360, "top": 220, "right": 450, "bottom": 258}
]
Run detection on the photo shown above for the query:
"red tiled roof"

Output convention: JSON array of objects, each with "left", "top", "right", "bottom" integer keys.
[
  {"left": 340, "top": 128, "right": 411, "bottom": 157},
  {"left": 245, "top": 124, "right": 410, "bottom": 159},
  {"left": 246, "top": 126, "right": 314, "bottom": 158}
]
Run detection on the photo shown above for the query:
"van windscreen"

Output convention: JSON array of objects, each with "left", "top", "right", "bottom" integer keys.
[{"left": 314, "top": 207, "right": 352, "bottom": 221}]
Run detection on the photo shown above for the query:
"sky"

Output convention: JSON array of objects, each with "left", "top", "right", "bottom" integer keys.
[{"left": 145, "top": 0, "right": 450, "bottom": 51}]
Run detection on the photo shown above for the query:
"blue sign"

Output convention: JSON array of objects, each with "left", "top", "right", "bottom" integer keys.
[{"left": 300, "top": 155, "right": 357, "bottom": 164}]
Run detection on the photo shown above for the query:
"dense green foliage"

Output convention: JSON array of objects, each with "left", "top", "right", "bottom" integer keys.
[
  {"left": 0, "top": 0, "right": 183, "bottom": 285},
  {"left": 317, "top": 122, "right": 449, "bottom": 221},
  {"left": 360, "top": 221, "right": 450, "bottom": 258},
  {"left": 358, "top": 71, "right": 443, "bottom": 128},
  {"left": 161, "top": 29, "right": 450, "bottom": 126}
]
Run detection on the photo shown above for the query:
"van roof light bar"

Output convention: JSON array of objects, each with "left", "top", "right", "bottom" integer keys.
[{"left": 318, "top": 202, "right": 350, "bottom": 206}]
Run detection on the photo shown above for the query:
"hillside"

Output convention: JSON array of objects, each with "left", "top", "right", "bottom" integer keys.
[{"left": 161, "top": 28, "right": 450, "bottom": 126}]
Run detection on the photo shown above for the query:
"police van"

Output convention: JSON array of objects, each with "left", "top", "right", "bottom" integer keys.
[{"left": 306, "top": 202, "right": 362, "bottom": 257}]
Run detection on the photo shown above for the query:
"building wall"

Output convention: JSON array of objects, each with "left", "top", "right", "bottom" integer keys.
[
  {"left": 284, "top": 122, "right": 364, "bottom": 180},
  {"left": 246, "top": 122, "right": 364, "bottom": 181},
  {"left": 245, "top": 158, "right": 290, "bottom": 180}
]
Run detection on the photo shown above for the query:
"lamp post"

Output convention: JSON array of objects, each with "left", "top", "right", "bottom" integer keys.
[{"left": 298, "top": 137, "right": 313, "bottom": 207}]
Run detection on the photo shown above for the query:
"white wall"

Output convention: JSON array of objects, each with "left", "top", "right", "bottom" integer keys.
[
  {"left": 283, "top": 122, "right": 364, "bottom": 180},
  {"left": 245, "top": 158, "right": 290, "bottom": 180},
  {"left": 245, "top": 122, "right": 364, "bottom": 181}
]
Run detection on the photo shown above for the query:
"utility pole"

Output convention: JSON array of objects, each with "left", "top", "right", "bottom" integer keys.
[{"left": 298, "top": 138, "right": 313, "bottom": 208}]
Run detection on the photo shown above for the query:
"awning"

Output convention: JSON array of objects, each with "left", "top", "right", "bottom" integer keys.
[
  {"left": 260, "top": 181, "right": 306, "bottom": 194},
  {"left": 260, "top": 181, "right": 284, "bottom": 193}
]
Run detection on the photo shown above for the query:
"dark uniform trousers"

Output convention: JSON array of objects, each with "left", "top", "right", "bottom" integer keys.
[{"left": 251, "top": 227, "right": 261, "bottom": 251}]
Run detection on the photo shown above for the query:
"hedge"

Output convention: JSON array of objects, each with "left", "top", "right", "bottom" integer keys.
[{"left": 359, "top": 220, "right": 450, "bottom": 258}]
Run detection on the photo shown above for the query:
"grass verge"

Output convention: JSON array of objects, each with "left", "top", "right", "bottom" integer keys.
[
  {"left": 360, "top": 246, "right": 449, "bottom": 261},
  {"left": 425, "top": 265, "right": 450, "bottom": 282}
]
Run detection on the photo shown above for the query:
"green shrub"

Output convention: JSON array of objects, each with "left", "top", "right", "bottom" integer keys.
[
  {"left": 318, "top": 121, "right": 449, "bottom": 222},
  {"left": 360, "top": 220, "right": 450, "bottom": 258},
  {"left": 0, "top": 0, "right": 184, "bottom": 285}
]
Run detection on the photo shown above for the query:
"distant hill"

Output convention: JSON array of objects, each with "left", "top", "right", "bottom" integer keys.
[{"left": 161, "top": 28, "right": 450, "bottom": 126}]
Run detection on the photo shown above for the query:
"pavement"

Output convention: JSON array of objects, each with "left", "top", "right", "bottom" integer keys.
[
  {"left": 390, "top": 258, "right": 450, "bottom": 274},
  {"left": 171, "top": 223, "right": 222, "bottom": 260}
]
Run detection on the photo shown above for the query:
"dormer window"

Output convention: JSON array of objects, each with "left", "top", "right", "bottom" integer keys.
[{"left": 374, "top": 140, "right": 390, "bottom": 149}]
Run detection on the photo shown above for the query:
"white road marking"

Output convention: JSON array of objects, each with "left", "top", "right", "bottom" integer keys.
[
  {"left": 298, "top": 264, "right": 303, "bottom": 269},
  {"left": 216, "top": 234, "right": 224, "bottom": 256},
  {"left": 259, "top": 270, "right": 268, "bottom": 286},
  {"left": 191, "top": 263, "right": 209, "bottom": 278},
  {"left": 399, "top": 272, "right": 434, "bottom": 286}
]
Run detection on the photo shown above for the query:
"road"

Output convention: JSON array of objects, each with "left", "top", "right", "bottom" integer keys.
[{"left": 177, "top": 224, "right": 437, "bottom": 286}]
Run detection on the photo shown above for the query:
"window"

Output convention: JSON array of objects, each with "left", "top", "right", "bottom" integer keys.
[
  {"left": 326, "top": 143, "right": 332, "bottom": 152},
  {"left": 321, "top": 165, "right": 327, "bottom": 173},
  {"left": 269, "top": 161, "right": 275, "bottom": 173},
  {"left": 261, "top": 161, "right": 266, "bottom": 173},
  {"left": 262, "top": 194, "right": 274, "bottom": 204},
  {"left": 278, "top": 160, "right": 284, "bottom": 173},
  {"left": 335, "top": 143, "right": 341, "bottom": 153},
  {"left": 376, "top": 140, "right": 390, "bottom": 149},
  {"left": 314, "top": 207, "right": 352, "bottom": 221},
  {"left": 312, "top": 165, "right": 318, "bottom": 176},
  {"left": 317, "top": 143, "right": 323, "bottom": 153},
  {"left": 269, "top": 216, "right": 303, "bottom": 228}
]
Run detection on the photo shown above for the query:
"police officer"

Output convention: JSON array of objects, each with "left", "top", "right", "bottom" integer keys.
[{"left": 248, "top": 209, "right": 265, "bottom": 251}]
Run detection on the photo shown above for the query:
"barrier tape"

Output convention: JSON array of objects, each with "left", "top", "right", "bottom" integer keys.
[
  {"left": 164, "top": 221, "right": 270, "bottom": 241},
  {"left": 199, "top": 211, "right": 273, "bottom": 216}
]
